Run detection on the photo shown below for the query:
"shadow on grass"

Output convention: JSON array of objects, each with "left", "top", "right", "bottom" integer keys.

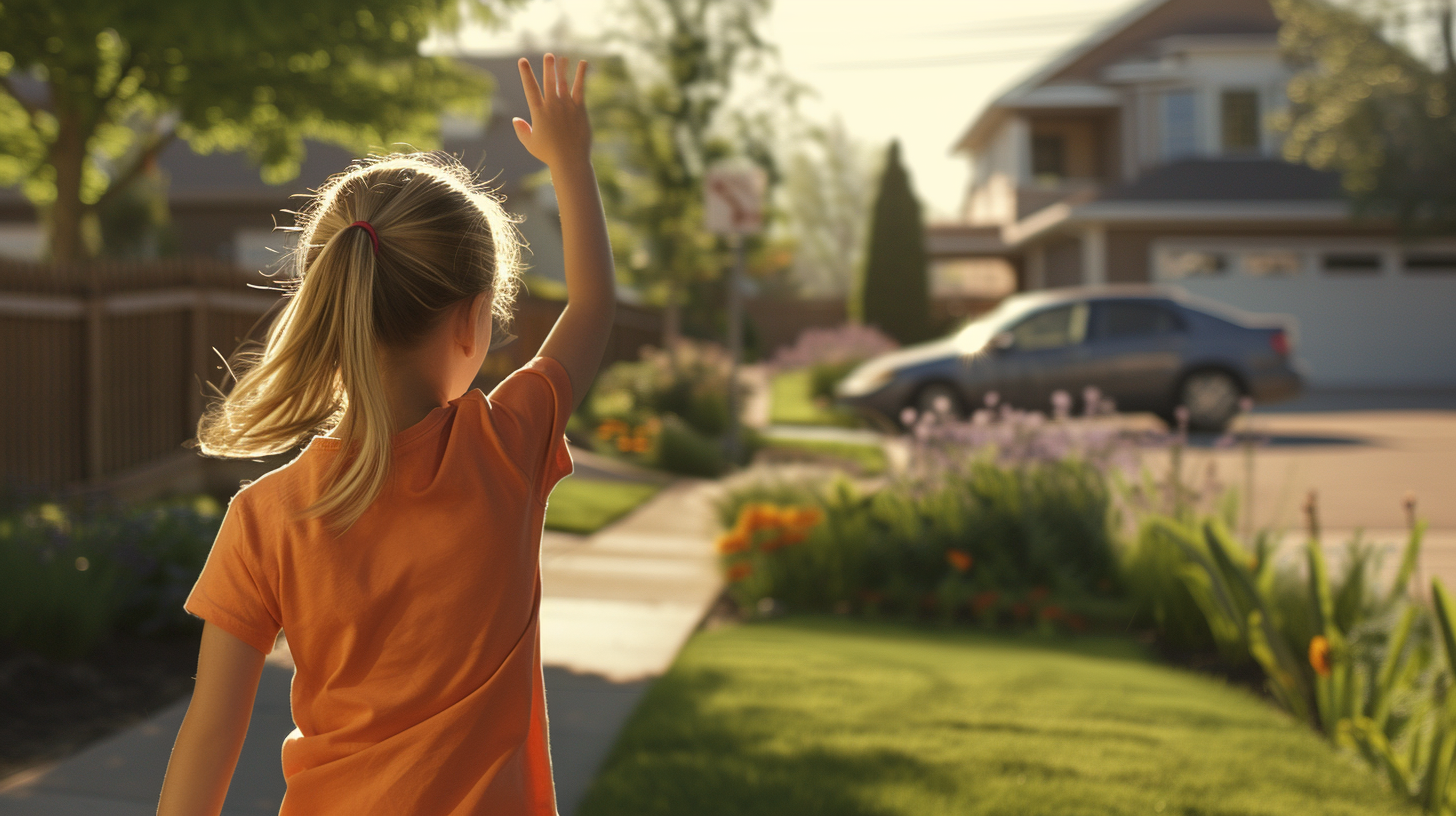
[{"left": 575, "top": 664, "right": 954, "bottom": 816}]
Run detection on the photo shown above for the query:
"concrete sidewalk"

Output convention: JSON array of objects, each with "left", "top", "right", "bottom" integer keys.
[{"left": 0, "top": 471, "right": 725, "bottom": 816}]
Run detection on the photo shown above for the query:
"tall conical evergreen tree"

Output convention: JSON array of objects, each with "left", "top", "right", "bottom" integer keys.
[{"left": 856, "top": 140, "right": 932, "bottom": 345}]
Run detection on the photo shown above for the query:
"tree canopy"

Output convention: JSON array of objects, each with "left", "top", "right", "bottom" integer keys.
[
  {"left": 0, "top": 0, "right": 517, "bottom": 261},
  {"left": 587, "top": 0, "right": 802, "bottom": 342},
  {"left": 1274, "top": 0, "right": 1456, "bottom": 232}
]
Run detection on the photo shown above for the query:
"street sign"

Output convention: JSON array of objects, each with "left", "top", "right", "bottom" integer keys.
[{"left": 704, "top": 163, "right": 766, "bottom": 236}]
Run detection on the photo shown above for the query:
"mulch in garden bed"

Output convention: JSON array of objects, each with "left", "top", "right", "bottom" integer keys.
[{"left": 0, "top": 632, "right": 202, "bottom": 785}]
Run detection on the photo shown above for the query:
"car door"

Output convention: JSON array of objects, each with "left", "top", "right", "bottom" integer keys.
[
  {"left": 986, "top": 301, "right": 1093, "bottom": 413},
  {"left": 1081, "top": 299, "right": 1187, "bottom": 412}
]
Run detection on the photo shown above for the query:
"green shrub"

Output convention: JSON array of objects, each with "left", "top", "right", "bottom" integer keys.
[
  {"left": 714, "top": 461, "right": 1126, "bottom": 629},
  {"left": 0, "top": 496, "right": 223, "bottom": 659},
  {"left": 656, "top": 415, "right": 726, "bottom": 477}
]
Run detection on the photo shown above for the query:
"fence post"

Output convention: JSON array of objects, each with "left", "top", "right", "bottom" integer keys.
[
  {"left": 84, "top": 264, "right": 105, "bottom": 480},
  {"left": 189, "top": 268, "right": 208, "bottom": 425}
]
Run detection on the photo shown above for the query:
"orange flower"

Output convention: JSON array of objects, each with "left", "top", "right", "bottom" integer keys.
[
  {"left": 715, "top": 528, "right": 751, "bottom": 555},
  {"left": 946, "top": 549, "right": 973, "bottom": 572},
  {"left": 1309, "top": 635, "right": 1332, "bottom": 677},
  {"left": 1010, "top": 601, "right": 1031, "bottom": 621},
  {"left": 726, "top": 562, "right": 753, "bottom": 582},
  {"left": 630, "top": 435, "right": 651, "bottom": 453},
  {"left": 787, "top": 506, "right": 823, "bottom": 529},
  {"left": 1038, "top": 604, "right": 1063, "bottom": 622},
  {"left": 762, "top": 529, "right": 808, "bottom": 552},
  {"left": 616, "top": 435, "right": 635, "bottom": 452},
  {"left": 1066, "top": 614, "right": 1088, "bottom": 632},
  {"left": 737, "top": 504, "right": 774, "bottom": 533},
  {"left": 1028, "top": 586, "right": 1050, "bottom": 603}
]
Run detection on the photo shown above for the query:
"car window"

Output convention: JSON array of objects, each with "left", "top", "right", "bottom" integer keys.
[
  {"left": 1009, "top": 302, "right": 1088, "bottom": 351},
  {"left": 1094, "top": 301, "right": 1184, "bottom": 340}
]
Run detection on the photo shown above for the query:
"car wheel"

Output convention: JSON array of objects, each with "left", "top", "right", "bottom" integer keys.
[
  {"left": 912, "top": 382, "right": 966, "bottom": 422},
  {"left": 1178, "top": 370, "right": 1242, "bottom": 432}
]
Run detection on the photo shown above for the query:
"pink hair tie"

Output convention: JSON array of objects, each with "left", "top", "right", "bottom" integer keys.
[{"left": 348, "top": 220, "right": 379, "bottom": 255}]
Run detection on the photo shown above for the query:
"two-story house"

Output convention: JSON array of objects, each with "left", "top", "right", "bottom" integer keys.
[{"left": 936, "top": 0, "right": 1456, "bottom": 388}]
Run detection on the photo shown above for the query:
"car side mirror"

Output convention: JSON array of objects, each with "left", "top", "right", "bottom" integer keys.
[{"left": 990, "top": 332, "right": 1016, "bottom": 353}]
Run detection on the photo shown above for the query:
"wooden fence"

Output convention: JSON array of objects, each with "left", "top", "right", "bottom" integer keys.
[{"left": 0, "top": 259, "right": 662, "bottom": 495}]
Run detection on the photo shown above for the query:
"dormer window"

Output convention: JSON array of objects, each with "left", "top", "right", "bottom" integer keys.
[
  {"left": 1221, "top": 90, "right": 1261, "bottom": 154},
  {"left": 1031, "top": 133, "right": 1066, "bottom": 181}
]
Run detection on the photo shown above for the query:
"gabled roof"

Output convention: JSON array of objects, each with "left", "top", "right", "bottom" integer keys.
[{"left": 953, "top": 0, "right": 1281, "bottom": 154}]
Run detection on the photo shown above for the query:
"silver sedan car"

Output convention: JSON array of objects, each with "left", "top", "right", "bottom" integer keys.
[{"left": 834, "top": 286, "right": 1303, "bottom": 432}]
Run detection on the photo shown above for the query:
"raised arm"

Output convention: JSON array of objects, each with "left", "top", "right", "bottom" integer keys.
[{"left": 513, "top": 54, "right": 615, "bottom": 414}]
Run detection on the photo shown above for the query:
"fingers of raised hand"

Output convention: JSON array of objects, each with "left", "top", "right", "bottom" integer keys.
[
  {"left": 518, "top": 57, "right": 543, "bottom": 112},
  {"left": 571, "top": 60, "right": 587, "bottom": 104}
]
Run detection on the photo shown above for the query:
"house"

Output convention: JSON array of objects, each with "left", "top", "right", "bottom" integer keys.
[
  {"left": 0, "top": 56, "right": 570, "bottom": 293},
  {"left": 936, "top": 0, "right": 1456, "bottom": 388}
]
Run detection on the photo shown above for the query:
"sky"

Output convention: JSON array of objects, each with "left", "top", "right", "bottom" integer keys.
[{"left": 425, "top": 0, "right": 1137, "bottom": 221}]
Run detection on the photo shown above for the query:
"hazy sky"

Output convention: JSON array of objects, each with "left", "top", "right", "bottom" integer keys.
[{"left": 426, "top": 0, "right": 1136, "bottom": 221}]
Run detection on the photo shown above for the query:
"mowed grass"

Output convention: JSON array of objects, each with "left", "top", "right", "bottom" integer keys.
[
  {"left": 578, "top": 617, "right": 1417, "bottom": 816},
  {"left": 543, "top": 477, "right": 663, "bottom": 534},
  {"left": 769, "top": 368, "right": 864, "bottom": 428},
  {"left": 759, "top": 437, "right": 888, "bottom": 476}
]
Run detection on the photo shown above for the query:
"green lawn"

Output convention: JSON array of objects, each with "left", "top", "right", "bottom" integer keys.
[
  {"left": 759, "top": 437, "right": 888, "bottom": 476},
  {"left": 578, "top": 617, "right": 1417, "bottom": 816},
  {"left": 543, "top": 477, "right": 663, "bottom": 534},
  {"left": 769, "top": 369, "right": 864, "bottom": 428}
]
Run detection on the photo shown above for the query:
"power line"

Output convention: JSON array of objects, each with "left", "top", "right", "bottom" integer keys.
[
  {"left": 914, "top": 10, "right": 1112, "bottom": 38},
  {"left": 819, "top": 47, "right": 1057, "bottom": 70}
]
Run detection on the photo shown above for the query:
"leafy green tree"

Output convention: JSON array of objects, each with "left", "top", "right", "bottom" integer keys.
[
  {"left": 856, "top": 140, "right": 931, "bottom": 344},
  {"left": 781, "top": 118, "right": 877, "bottom": 299},
  {"left": 588, "top": 0, "right": 801, "bottom": 344},
  {"left": 1274, "top": 0, "right": 1456, "bottom": 232},
  {"left": 0, "top": 0, "right": 516, "bottom": 262}
]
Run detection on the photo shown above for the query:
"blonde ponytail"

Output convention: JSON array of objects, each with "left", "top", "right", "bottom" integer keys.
[{"left": 198, "top": 153, "right": 523, "bottom": 532}]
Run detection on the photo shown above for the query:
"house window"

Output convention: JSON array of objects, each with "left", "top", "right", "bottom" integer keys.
[
  {"left": 1031, "top": 133, "right": 1066, "bottom": 180},
  {"left": 1162, "top": 89, "right": 1198, "bottom": 161},
  {"left": 1156, "top": 248, "right": 1227, "bottom": 279},
  {"left": 1221, "top": 90, "right": 1261, "bottom": 153},
  {"left": 1242, "top": 250, "right": 1301, "bottom": 277},
  {"left": 1404, "top": 252, "right": 1456, "bottom": 275},
  {"left": 1322, "top": 253, "right": 1382, "bottom": 275}
]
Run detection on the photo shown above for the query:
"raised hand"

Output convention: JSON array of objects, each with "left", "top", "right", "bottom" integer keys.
[{"left": 513, "top": 54, "right": 591, "bottom": 169}]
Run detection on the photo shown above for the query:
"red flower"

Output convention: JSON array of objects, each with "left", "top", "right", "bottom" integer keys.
[
  {"left": 1066, "top": 614, "right": 1088, "bottom": 632},
  {"left": 1038, "top": 605, "right": 1063, "bottom": 622},
  {"left": 946, "top": 549, "right": 973, "bottom": 572},
  {"left": 1010, "top": 602, "right": 1030, "bottom": 621},
  {"left": 1028, "top": 586, "right": 1050, "bottom": 603},
  {"left": 726, "top": 562, "right": 753, "bottom": 582}
]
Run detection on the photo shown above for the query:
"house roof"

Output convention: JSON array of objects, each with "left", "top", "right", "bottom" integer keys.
[
  {"left": 1096, "top": 158, "right": 1343, "bottom": 202},
  {"left": 953, "top": 0, "right": 1282, "bottom": 153}
]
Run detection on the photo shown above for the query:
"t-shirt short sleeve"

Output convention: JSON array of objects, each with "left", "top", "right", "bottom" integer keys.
[
  {"left": 487, "top": 354, "right": 576, "bottom": 504},
  {"left": 184, "top": 491, "right": 282, "bottom": 655}
]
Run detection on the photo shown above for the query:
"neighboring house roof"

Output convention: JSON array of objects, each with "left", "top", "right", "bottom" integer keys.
[
  {"left": 954, "top": 0, "right": 1282, "bottom": 153},
  {"left": 1097, "top": 158, "right": 1343, "bottom": 202}
]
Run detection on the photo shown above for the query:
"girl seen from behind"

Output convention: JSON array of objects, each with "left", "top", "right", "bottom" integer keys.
[{"left": 155, "top": 55, "right": 614, "bottom": 816}]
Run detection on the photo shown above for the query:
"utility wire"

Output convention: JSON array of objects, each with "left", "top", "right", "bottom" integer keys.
[{"left": 819, "top": 47, "right": 1060, "bottom": 69}]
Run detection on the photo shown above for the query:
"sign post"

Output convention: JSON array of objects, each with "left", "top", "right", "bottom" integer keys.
[{"left": 704, "top": 161, "right": 766, "bottom": 468}]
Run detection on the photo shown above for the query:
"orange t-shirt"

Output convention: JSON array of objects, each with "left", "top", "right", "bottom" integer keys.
[{"left": 184, "top": 355, "right": 574, "bottom": 816}]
